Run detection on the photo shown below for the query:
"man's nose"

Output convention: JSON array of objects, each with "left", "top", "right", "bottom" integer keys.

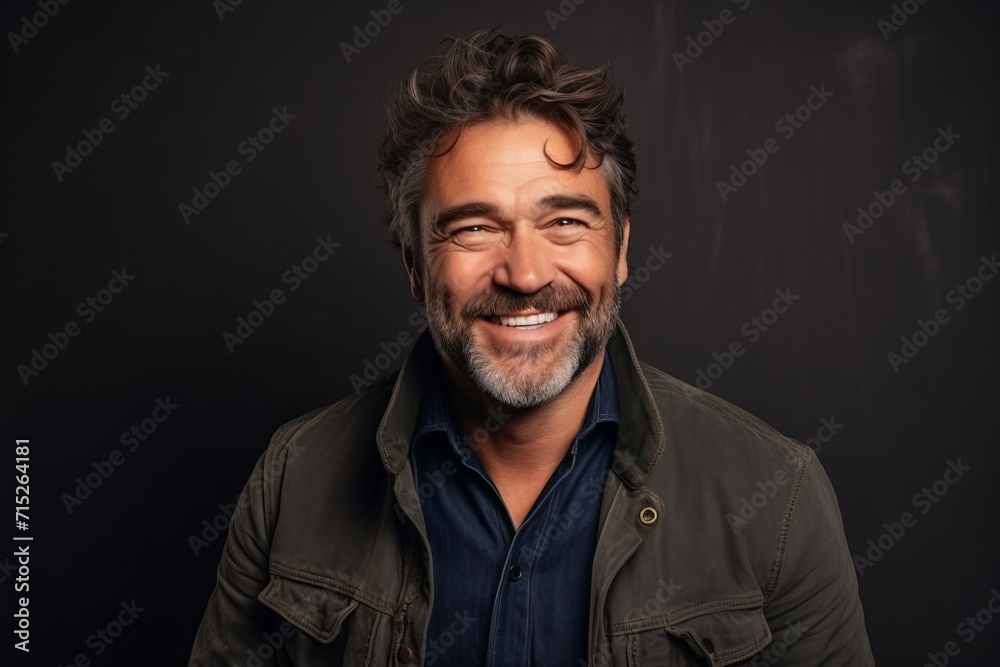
[{"left": 492, "top": 228, "right": 555, "bottom": 294}]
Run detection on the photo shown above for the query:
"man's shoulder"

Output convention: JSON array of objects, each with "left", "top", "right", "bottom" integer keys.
[
  {"left": 636, "top": 359, "right": 811, "bottom": 470},
  {"left": 631, "top": 359, "right": 825, "bottom": 600},
  {"left": 261, "top": 372, "right": 401, "bottom": 477}
]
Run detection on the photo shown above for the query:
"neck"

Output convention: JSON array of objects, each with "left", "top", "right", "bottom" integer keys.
[{"left": 441, "top": 352, "right": 606, "bottom": 475}]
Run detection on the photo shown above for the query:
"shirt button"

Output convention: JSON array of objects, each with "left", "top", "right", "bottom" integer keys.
[
  {"left": 509, "top": 564, "right": 523, "bottom": 581},
  {"left": 397, "top": 645, "right": 414, "bottom": 663}
]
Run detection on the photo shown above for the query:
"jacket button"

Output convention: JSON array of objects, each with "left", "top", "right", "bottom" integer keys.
[
  {"left": 639, "top": 506, "right": 658, "bottom": 525},
  {"left": 397, "top": 645, "right": 414, "bottom": 663},
  {"left": 702, "top": 636, "right": 716, "bottom": 654},
  {"left": 509, "top": 564, "right": 523, "bottom": 581}
]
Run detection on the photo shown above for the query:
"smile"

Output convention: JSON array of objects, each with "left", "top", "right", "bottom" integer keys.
[{"left": 490, "top": 311, "right": 560, "bottom": 328}]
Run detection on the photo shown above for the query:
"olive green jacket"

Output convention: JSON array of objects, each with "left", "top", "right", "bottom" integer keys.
[{"left": 190, "top": 320, "right": 874, "bottom": 666}]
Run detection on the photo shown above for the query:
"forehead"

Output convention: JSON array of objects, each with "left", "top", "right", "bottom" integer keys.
[{"left": 420, "top": 117, "right": 610, "bottom": 217}]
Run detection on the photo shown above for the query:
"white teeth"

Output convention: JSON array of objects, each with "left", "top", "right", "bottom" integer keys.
[{"left": 498, "top": 312, "right": 558, "bottom": 327}]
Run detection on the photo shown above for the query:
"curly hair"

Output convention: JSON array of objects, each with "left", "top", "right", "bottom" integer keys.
[{"left": 375, "top": 28, "right": 637, "bottom": 255}]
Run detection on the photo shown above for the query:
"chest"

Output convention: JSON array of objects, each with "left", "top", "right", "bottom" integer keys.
[{"left": 416, "top": 430, "right": 615, "bottom": 665}]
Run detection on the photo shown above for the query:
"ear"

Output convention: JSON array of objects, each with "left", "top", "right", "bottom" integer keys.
[
  {"left": 616, "top": 216, "right": 631, "bottom": 286},
  {"left": 402, "top": 246, "right": 424, "bottom": 301}
]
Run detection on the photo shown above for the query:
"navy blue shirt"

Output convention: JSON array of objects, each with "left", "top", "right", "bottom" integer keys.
[{"left": 411, "top": 352, "right": 619, "bottom": 666}]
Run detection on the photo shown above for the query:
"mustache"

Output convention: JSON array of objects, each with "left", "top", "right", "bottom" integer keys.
[{"left": 460, "top": 283, "right": 592, "bottom": 319}]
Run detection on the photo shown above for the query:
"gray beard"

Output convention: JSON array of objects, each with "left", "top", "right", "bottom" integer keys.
[{"left": 424, "top": 281, "right": 621, "bottom": 409}]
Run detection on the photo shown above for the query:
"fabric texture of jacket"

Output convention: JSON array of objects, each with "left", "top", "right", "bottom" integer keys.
[{"left": 189, "top": 319, "right": 875, "bottom": 666}]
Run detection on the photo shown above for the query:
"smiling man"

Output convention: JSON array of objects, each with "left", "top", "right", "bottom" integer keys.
[{"left": 190, "top": 29, "right": 874, "bottom": 666}]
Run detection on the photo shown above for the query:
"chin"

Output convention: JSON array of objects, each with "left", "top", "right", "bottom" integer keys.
[{"left": 463, "top": 338, "right": 590, "bottom": 409}]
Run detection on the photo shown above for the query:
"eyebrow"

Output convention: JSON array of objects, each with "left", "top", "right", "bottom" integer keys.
[
  {"left": 433, "top": 194, "right": 605, "bottom": 230},
  {"left": 433, "top": 202, "right": 502, "bottom": 230},
  {"left": 538, "top": 194, "right": 604, "bottom": 219}
]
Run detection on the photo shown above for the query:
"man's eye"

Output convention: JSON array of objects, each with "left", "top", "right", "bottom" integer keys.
[
  {"left": 553, "top": 218, "right": 582, "bottom": 227},
  {"left": 449, "top": 225, "right": 495, "bottom": 248},
  {"left": 450, "top": 225, "right": 492, "bottom": 241}
]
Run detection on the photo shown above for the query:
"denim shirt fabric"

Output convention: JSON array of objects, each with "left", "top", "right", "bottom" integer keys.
[{"left": 411, "top": 352, "right": 619, "bottom": 666}]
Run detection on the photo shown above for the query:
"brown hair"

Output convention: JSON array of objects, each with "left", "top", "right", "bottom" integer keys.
[{"left": 375, "top": 28, "right": 637, "bottom": 254}]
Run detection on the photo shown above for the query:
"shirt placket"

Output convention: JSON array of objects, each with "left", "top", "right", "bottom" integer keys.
[{"left": 460, "top": 452, "right": 576, "bottom": 667}]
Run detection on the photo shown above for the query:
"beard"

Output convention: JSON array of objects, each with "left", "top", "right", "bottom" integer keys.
[{"left": 424, "top": 278, "right": 621, "bottom": 409}]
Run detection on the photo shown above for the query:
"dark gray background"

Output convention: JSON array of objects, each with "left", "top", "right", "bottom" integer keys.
[{"left": 3, "top": 0, "right": 998, "bottom": 664}]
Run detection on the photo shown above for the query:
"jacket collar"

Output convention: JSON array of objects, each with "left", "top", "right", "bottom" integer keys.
[{"left": 376, "top": 317, "right": 666, "bottom": 489}]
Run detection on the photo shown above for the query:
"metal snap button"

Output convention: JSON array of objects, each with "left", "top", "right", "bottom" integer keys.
[
  {"left": 509, "top": 564, "right": 523, "bottom": 581},
  {"left": 639, "top": 506, "right": 658, "bottom": 525},
  {"left": 397, "top": 645, "right": 414, "bottom": 663}
]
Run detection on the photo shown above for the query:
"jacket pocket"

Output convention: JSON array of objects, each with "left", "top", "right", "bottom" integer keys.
[
  {"left": 608, "top": 602, "right": 770, "bottom": 667},
  {"left": 260, "top": 574, "right": 359, "bottom": 643},
  {"left": 259, "top": 573, "right": 388, "bottom": 666}
]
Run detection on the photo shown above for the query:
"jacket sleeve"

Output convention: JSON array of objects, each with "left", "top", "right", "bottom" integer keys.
[
  {"left": 188, "top": 434, "right": 287, "bottom": 666},
  {"left": 761, "top": 451, "right": 876, "bottom": 666}
]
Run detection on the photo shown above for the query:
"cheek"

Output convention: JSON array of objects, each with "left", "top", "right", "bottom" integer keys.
[
  {"left": 557, "top": 241, "right": 618, "bottom": 290},
  {"left": 429, "top": 250, "right": 495, "bottom": 298}
]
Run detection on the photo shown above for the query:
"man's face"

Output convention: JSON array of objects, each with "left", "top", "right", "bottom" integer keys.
[{"left": 410, "top": 117, "right": 629, "bottom": 409}]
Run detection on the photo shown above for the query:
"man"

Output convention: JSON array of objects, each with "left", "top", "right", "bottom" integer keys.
[{"left": 190, "top": 29, "right": 874, "bottom": 666}]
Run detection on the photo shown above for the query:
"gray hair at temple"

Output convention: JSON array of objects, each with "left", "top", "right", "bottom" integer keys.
[{"left": 375, "top": 28, "right": 637, "bottom": 256}]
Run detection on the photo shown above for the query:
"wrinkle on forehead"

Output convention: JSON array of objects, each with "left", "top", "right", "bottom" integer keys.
[{"left": 421, "top": 118, "right": 609, "bottom": 223}]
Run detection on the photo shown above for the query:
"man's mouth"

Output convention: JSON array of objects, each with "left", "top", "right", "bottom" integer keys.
[{"left": 488, "top": 311, "right": 560, "bottom": 328}]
